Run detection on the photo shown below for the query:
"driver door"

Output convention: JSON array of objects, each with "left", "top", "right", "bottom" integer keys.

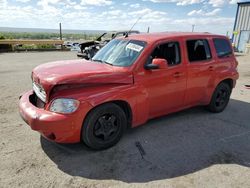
[{"left": 139, "top": 40, "right": 187, "bottom": 118}]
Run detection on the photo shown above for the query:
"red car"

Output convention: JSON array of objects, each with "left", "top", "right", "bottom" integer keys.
[{"left": 19, "top": 32, "right": 239, "bottom": 150}]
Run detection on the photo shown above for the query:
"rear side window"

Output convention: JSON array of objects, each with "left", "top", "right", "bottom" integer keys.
[
  {"left": 213, "top": 38, "right": 232, "bottom": 58},
  {"left": 187, "top": 39, "right": 211, "bottom": 62}
]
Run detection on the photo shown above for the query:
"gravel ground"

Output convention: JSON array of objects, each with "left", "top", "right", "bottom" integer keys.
[{"left": 0, "top": 51, "right": 250, "bottom": 188}]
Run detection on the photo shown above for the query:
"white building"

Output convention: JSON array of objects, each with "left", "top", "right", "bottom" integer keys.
[{"left": 233, "top": 1, "right": 250, "bottom": 52}]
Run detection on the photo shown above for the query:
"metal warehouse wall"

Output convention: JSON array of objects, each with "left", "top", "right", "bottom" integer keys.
[{"left": 233, "top": 2, "right": 250, "bottom": 52}]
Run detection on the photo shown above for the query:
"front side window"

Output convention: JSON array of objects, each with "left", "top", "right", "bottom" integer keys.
[
  {"left": 187, "top": 39, "right": 211, "bottom": 62},
  {"left": 92, "top": 39, "right": 146, "bottom": 67},
  {"left": 149, "top": 42, "right": 181, "bottom": 66},
  {"left": 213, "top": 38, "right": 232, "bottom": 58}
]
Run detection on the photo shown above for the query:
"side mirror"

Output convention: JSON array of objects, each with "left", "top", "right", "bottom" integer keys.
[
  {"left": 144, "top": 63, "right": 159, "bottom": 70},
  {"left": 145, "top": 58, "right": 168, "bottom": 70}
]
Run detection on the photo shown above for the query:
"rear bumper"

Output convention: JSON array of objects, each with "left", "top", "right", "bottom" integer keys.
[
  {"left": 19, "top": 90, "right": 92, "bottom": 143},
  {"left": 233, "top": 72, "right": 239, "bottom": 88}
]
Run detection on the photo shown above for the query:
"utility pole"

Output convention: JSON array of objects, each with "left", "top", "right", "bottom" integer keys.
[
  {"left": 192, "top": 25, "right": 195, "bottom": 32},
  {"left": 59, "top": 23, "right": 62, "bottom": 50},
  {"left": 147, "top": 26, "right": 150, "bottom": 33},
  {"left": 59, "top": 23, "right": 62, "bottom": 40}
]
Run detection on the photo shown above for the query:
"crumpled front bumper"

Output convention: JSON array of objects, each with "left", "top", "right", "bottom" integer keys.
[{"left": 18, "top": 90, "right": 92, "bottom": 143}]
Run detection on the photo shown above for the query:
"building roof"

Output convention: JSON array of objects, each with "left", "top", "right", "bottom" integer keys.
[{"left": 238, "top": 1, "right": 250, "bottom": 5}]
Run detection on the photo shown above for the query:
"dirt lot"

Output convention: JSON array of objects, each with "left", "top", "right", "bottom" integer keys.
[{"left": 0, "top": 51, "right": 250, "bottom": 188}]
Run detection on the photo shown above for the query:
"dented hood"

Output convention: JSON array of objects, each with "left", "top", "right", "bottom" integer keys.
[{"left": 32, "top": 59, "right": 133, "bottom": 93}]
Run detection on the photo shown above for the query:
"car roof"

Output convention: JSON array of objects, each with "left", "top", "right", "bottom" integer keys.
[
  {"left": 109, "top": 30, "right": 139, "bottom": 34},
  {"left": 124, "top": 32, "right": 227, "bottom": 44}
]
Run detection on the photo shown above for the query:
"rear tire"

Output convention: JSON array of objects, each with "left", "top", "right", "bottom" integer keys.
[
  {"left": 82, "top": 103, "right": 127, "bottom": 150},
  {"left": 207, "top": 82, "right": 231, "bottom": 113}
]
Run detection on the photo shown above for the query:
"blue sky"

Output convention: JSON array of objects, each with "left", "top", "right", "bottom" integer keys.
[{"left": 0, "top": 0, "right": 248, "bottom": 35}]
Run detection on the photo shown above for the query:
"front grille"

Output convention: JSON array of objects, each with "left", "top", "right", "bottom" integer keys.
[
  {"left": 30, "top": 93, "right": 45, "bottom": 109},
  {"left": 32, "top": 81, "right": 46, "bottom": 102}
]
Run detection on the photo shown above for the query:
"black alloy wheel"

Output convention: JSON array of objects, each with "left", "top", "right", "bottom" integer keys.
[
  {"left": 94, "top": 114, "right": 119, "bottom": 141},
  {"left": 207, "top": 82, "right": 231, "bottom": 113},
  {"left": 82, "top": 103, "right": 127, "bottom": 150}
]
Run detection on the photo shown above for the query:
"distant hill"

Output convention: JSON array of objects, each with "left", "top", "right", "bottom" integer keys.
[{"left": 0, "top": 27, "right": 106, "bottom": 34}]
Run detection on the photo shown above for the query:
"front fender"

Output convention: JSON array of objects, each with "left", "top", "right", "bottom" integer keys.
[{"left": 49, "top": 83, "right": 150, "bottom": 127}]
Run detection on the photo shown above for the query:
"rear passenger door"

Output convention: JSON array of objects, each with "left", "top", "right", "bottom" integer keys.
[{"left": 185, "top": 38, "right": 215, "bottom": 106}]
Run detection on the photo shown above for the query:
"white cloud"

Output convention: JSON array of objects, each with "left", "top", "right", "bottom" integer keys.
[
  {"left": 171, "top": 16, "right": 234, "bottom": 34},
  {"left": 147, "top": 0, "right": 239, "bottom": 6},
  {"left": 80, "top": 0, "right": 112, "bottom": 6},
  {"left": 37, "top": 2, "right": 61, "bottom": 15},
  {"left": 37, "top": 0, "right": 61, "bottom": 5},
  {"left": 208, "top": 0, "right": 225, "bottom": 7},
  {"left": 206, "top": 8, "right": 221, "bottom": 16},
  {"left": 65, "top": 0, "right": 77, "bottom": 6},
  {"left": 208, "top": 0, "right": 239, "bottom": 7},
  {"left": 102, "top": 10, "right": 122, "bottom": 16},
  {"left": 0, "top": 0, "right": 7, "bottom": 8},
  {"left": 16, "top": 0, "right": 31, "bottom": 2},
  {"left": 174, "top": 17, "right": 234, "bottom": 26},
  {"left": 128, "top": 8, "right": 153, "bottom": 16},
  {"left": 146, "top": 0, "right": 202, "bottom": 6},
  {"left": 127, "top": 8, "right": 168, "bottom": 25},
  {"left": 188, "top": 9, "right": 201, "bottom": 16},
  {"left": 188, "top": 8, "right": 221, "bottom": 16},
  {"left": 0, "top": 0, "right": 238, "bottom": 34},
  {"left": 0, "top": 2, "right": 63, "bottom": 28},
  {"left": 37, "top": 0, "right": 61, "bottom": 12},
  {"left": 176, "top": 0, "right": 202, "bottom": 6},
  {"left": 127, "top": 8, "right": 166, "bottom": 16},
  {"left": 130, "top": 3, "right": 140, "bottom": 8},
  {"left": 73, "top": 5, "right": 86, "bottom": 10},
  {"left": 229, "top": 0, "right": 238, "bottom": 4}
]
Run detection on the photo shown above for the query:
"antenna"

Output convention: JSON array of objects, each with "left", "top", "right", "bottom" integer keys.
[
  {"left": 192, "top": 24, "right": 195, "bottom": 32},
  {"left": 125, "top": 16, "right": 142, "bottom": 38},
  {"left": 147, "top": 26, "right": 150, "bottom": 33}
]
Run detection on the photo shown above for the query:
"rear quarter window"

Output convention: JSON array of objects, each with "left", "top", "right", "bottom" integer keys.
[{"left": 213, "top": 38, "right": 232, "bottom": 58}]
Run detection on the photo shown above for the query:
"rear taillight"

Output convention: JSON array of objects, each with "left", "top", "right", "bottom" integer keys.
[{"left": 236, "top": 60, "right": 239, "bottom": 67}]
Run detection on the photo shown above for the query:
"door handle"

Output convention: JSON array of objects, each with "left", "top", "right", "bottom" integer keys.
[
  {"left": 208, "top": 66, "right": 214, "bottom": 71},
  {"left": 173, "top": 72, "right": 183, "bottom": 78}
]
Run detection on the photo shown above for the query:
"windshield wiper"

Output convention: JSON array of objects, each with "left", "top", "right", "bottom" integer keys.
[
  {"left": 92, "top": 59, "right": 113, "bottom": 66},
  {"left": 92, "top": 59, "right": 103, "bottom": 63},
  {"left": 102, "top": 61, "right": 113, "bottom": 66}
]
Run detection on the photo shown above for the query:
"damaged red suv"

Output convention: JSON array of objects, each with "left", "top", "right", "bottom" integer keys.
[{"left": 19, "top": 32, "right": 239, "bottom": 149}]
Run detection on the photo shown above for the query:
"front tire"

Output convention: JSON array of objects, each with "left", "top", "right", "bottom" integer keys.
[
  {"left": 82, "top": 103, "right": 127, "bottom": 150},
  {"left": 207, "top": 82, "right": 232, "bottom": 113}
]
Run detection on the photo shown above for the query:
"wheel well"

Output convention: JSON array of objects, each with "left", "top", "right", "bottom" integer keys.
[
  {"left": 83, "top": 100, "right": 133, "bottom": 128},
  {"left": 80, "top": 100, "right": 133, "bottom": 141},
  {"left": 221, "top": 79, "right": 233, "bottom": 89},
  {"left": 112, "top": 100, "right": 132, "bottom": 128}
]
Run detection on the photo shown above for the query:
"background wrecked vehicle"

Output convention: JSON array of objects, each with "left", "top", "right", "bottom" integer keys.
[{"left": 77, "top": 30, "right": 140, "bottom": 59}]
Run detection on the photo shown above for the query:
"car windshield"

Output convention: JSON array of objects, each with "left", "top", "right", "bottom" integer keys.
[{"left": 92, "top": 39, "right": 146, "bottom": 67}]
